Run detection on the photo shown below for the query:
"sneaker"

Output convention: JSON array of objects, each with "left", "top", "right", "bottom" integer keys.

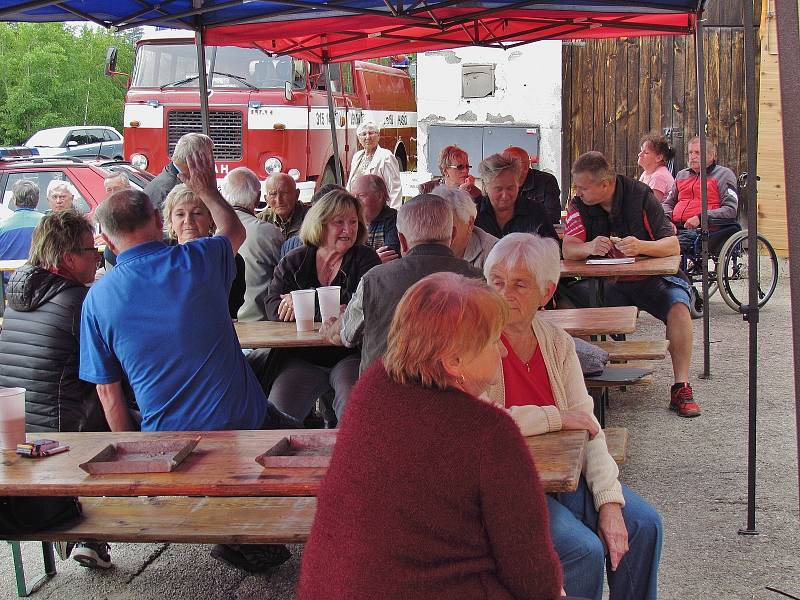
[
  {"left": 670, "top": 383, "right": 702, "bottom": 417},
  {"left": 71, "top": 542, "right": 112, "bottom": 569}
]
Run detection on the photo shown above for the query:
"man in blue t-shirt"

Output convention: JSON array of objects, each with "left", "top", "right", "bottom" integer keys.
[
  {"left": 80, "top": 145, "right": 294, "bottom": 572},
  {"left": 0, "top": 180, "right": 45, "bottom": 276}
]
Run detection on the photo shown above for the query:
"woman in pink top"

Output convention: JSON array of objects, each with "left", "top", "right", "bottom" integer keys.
[{"left": 637, "top": 133, "right": 675, "bottom": 201}]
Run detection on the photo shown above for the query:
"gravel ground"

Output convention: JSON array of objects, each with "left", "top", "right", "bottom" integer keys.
[{"left": 1, "top": 277, "right": 798, "bottom": 600}]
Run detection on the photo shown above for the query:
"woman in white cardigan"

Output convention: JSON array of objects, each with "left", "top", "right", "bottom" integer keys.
[
  {"left": 483, "top": 233, "right": 662, "bottom": 600},
  {"left": 346, "top": 121, "right": 403, "bottom": 209}
]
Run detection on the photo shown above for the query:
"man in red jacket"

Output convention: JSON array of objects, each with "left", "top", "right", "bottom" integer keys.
[{"left": 662, "top": 137, "right": 739, "bottom": 253}]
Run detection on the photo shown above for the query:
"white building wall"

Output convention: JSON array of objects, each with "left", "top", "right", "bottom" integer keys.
[{"left": 416, "top": 41, "right": 562, "bottom": 184}]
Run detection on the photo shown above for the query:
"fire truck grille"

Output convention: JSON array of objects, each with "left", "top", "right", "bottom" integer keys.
[{"left": 167, "top": 110, "right": 243, "bottom": 161}]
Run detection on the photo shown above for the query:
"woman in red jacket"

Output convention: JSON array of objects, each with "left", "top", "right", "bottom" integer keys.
[{"left": 298, "top": 272, "right": 563, "bottom": 600}]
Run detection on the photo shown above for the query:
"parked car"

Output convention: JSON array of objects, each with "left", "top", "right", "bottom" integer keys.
[
  {"left": 0, "top": 156, "right": 153, "bottom": 220},
  {"left": 24, "top": 126, "right": 124, "bottom": 160}
]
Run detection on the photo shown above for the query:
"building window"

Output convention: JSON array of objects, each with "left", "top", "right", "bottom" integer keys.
[{"left": 462, "top": 64, "right": 495, "bottom": 98}]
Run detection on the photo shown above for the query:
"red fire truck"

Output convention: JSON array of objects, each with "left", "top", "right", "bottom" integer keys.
[{"left": 113, "top": 31, "right": 417, "bottom": 198}]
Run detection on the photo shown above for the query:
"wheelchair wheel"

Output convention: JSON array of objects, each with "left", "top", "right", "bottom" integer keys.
[{"left": 716, "top": 231, "right": 779, "bottom": 311}]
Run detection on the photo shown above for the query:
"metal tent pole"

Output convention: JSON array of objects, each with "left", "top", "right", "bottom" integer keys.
[
  {"left": 695, "top": 19, "right": 712, "bottom": 378},
  {"left": 738, "top": 0, "right": 761, "bottom": 536},
  {"left": 775, "top": 0, "right": 800, "bottom": 518},
  {"left": 195, "top": 25, "right": 211, "bottom": 136},
  {"left": 323, "top": 61, "right": 344, "bottom": 185}
]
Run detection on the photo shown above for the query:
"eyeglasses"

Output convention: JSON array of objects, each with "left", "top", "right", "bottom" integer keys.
[
  {"left": 358, "top": 131, "right": 379, "bottom": 138},
  {"left": 447, "top": 164, "right": 471, "bottom": 171}
]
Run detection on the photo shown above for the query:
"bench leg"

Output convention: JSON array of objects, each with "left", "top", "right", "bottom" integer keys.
[{"left": 8, "top": 541, "right": 57, "bottom": 597}]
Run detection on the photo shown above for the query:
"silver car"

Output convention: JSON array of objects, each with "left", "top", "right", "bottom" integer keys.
[{"left": 24, "top": 126, "right": 123, "bottom": 160}]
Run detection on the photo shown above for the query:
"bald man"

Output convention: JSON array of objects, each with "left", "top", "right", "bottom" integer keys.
[
  {"left": 258, "top": 173, "right": 309, "bottom": 239},
  {"left": 502, "top": 146, "right": 562, "bottom": 225}
]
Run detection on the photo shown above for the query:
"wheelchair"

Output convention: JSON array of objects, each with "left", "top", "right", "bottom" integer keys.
[{"left": 680, "top": 175, "right": 779, "bottom": 314}]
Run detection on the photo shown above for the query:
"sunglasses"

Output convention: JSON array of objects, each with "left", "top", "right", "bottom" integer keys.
[
  {"left": 76, "top": 247, "right": 104, "bottom": 266},
  {"left": 447, "top": 164, "right": 471, "bottom": 171}
]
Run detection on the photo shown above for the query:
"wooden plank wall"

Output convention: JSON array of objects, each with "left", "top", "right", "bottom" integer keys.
[
  {"left": 561, "top": 1, "right": 761, "bottom": 210},
  {"left": 756, "top": 0, "right": 788, "bottom": 256}
]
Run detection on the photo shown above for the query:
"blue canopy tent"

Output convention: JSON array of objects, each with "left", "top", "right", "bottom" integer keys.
[{"left": 0, "top": 0, "right": 778, "bottom": 528}]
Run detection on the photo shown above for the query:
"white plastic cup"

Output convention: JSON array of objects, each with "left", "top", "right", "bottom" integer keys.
[
  {"left": 317, "top": 286, "right": 342, "bottom": 323},
  {"left": 291, "top": 289, "right": 317, "bottom": 332},
  {"left": 0, "top": 387, "right": 26, "bottom": 449}
]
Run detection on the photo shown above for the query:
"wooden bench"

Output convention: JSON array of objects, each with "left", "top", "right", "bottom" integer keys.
[
  {"left": 593, "top": 339, "right": 669, "bottom": 362},
  {"left": 603, "top": 427, "right": 628, "bottom": 465},
  {"left": 5, "top": 496, "right": 316, "bottom": 596}
]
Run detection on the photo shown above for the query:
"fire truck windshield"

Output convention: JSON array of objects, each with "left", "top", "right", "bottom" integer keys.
[{"left": 131, "top": 44, "right": 298, "bottom": 90}]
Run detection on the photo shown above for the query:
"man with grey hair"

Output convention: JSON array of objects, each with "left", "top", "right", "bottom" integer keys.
[
  {"left": 259, "top": 172, "right": 308, "bottom": 240},
  {"left": 144, "top": 132, "right": 213, "bottom": 211},
  {"left": 46, "top": 180, "right": 76, "bottom": 212},
  {"left": 103, "top": 171, "right": 131, "bottom": 196},
  {"left": 221, "top": 167, "right": 282, "bottom": 321},
  {"left": 351, "top": 174, "right": 400, "bottom": 262},
  {"left": 320, "top": 194, "right": 481, "bottom": 374},
  {"left": 0, "top": 179, "right": 45, "bottom": 266},
  {"left": 475, "top": 153, "right": 557, "bottom": 241},
  {"left": 432, "top": 184, "right": 498, "bottom": 270}
]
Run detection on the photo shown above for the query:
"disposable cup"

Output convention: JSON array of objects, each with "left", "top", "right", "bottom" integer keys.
[
  {"left": 0, "top": 387, "right": 26, "bottom": 449},
  {"left": 291, "top": 289, "right": 317, "bottom": 332},
  {"left": 317, "top": 286, "right": 341, "bottom": 322}
]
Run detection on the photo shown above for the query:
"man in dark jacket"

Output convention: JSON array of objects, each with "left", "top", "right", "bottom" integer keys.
[
  {"left": 143, "top": 133, "right": 212, "bottom": 212},
  {"left": 562, "top": 151, "right": 699, "bottom": 419},
  {"left": 321, "top": 194, "right": 481, "bottom": 374},
  {"left": 503, "top": 146, "right": 562, "bottom": 225},
  {"left": 0, "top": 209, "right": 115, "bottom": 569}
]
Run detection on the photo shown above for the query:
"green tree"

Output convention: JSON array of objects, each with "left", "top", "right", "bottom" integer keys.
[{"left": 0, "top": 23, "right": 134, "bottom": 145}]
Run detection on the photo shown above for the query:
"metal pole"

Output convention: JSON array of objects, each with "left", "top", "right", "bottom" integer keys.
[
  {"left": 738, "top": 0, "right": 761, "bottom": 536},
  {"left": 695, "top": 19, "right": 712, "bottom": 378},
  {"left": 324, "top": 61, "right": 343, "bottom": 185},
  {"left": 195, "top": 26, "right": 211, "bottom": 136},
  {"left": 775, "top": 0, "right": 800, "bottom": 519}
]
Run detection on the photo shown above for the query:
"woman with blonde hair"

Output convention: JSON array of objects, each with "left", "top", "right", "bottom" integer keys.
[
  {"left": 299, "top": 272, "right": 562, "bottom": 600},
  {"left": 162, "top": 184, "right": 245, "bottom": 318},
  {"left": 484, "top": 233, "right": 662, "bottom": 600},
  {"left": 264, "top": 189, "right": 380, "bottom": 423}
]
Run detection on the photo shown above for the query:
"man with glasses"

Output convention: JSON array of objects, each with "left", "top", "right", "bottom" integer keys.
[{"left": 0, "top": 209, "right": 117, "bottom": 569}]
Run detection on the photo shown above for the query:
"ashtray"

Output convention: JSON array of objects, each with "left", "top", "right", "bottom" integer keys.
[
  {"left": 78, "top": 437, "right": 201, "bottom": 474},
  {"left": 255, "top": 432, "right": 336, "bottom": 468}
]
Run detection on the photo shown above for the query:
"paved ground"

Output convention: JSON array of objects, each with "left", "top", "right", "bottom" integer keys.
[{"left": 2, "top": 276, "right": 798, "bottom": 599}]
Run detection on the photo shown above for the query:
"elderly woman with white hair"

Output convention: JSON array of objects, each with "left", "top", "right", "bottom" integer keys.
[
  {"left": 46, "top": 180, "right": 77, "bottom": 212},
  {"left": 345, "top": 121, "right": 403, "bottom": 209},
  {"left": 483, "top": 232, "right": 662, "bottom": 600},
  {"left": 431, "top": 184, "right": 498, "bottom": 270},
  {"left": 475, "top": 154, "right": 557, "bottom": 241}
]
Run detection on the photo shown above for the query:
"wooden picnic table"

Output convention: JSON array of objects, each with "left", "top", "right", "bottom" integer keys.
[
  {"left": 560, "top": 255, "right": 680, "bottom": 279},
  {"left": 0, "top": 429, "right": 587, "bottom": 495},
  {"left": 235, "top": 307, "right": 637, "bottom": 348}
]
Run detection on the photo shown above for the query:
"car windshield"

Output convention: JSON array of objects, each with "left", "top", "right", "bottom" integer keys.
[
  {"left": 25, "top": 129, "right": 66, "bottom": 148},
  {"left": 131, "top": 44, "right": 295, "bottom": 90}
]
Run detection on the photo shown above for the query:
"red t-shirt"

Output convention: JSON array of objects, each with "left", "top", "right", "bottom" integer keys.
[{"left": 501, "top": 335, "right": 556, "bottom": 408}]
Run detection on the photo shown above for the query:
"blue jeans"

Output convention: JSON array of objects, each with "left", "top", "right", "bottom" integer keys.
[{"left": 547, "top": 478, "right": 662, "bottom": 600}]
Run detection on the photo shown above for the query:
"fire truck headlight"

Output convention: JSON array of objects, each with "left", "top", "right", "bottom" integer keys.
[
  {"left": 130, "top": 154, "right": 148, "bottom": 171},
  {"left": 264, "top": 157, "right": 282, "bottom": 175},
  {"left": 288, "top": 168, "right": 301, "bottom": 181}
]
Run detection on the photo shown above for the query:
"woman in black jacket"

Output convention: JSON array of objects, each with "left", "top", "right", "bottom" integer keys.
[{"left": 264, "top": 189, "right": 380, "bottom": 424}]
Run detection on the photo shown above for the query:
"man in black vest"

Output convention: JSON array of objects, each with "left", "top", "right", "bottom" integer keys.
[
  {"left": 562, "top": 151, "right": 700, "bottom": 418},
  {"left": 320, "top": 194, "right": 481, "bottom": 376}
]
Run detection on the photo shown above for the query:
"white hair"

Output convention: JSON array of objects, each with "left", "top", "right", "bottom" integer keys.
[
  {"left": 46, "top": 179, "right": 76, "bottom": 198},
  {"left": 356, "top": 120, "right": 380, "bottom": 137},
  {"left": 396, "top": 194, "right": 453, "bottom": 246},
  {"left": 483, "top": 233, "right": 561, "bottom": 295},
  {"left": 221, "top": 167, "right": 261, "bottom": 209},
  {"left": 172, "top": 133, "right": 213, "bottom": 164},
  {"left": 479, "top": 153, "right": 519, "bottom": 185},
  {"left": 104, "top": 171, "right": 130, "bottom": 186},
  {"left": 430, "top": 184, "right": 476, "bottom": 224}
]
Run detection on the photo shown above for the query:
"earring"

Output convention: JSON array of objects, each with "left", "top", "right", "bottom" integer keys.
[{"left": 457, "top": 374, "right": 465, "bottom": 386}]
